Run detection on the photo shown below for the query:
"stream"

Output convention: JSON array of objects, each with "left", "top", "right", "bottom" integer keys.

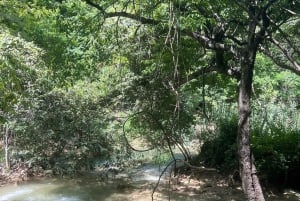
[{"left": 1, "top": 163, "right": 299, "bottom": 201}]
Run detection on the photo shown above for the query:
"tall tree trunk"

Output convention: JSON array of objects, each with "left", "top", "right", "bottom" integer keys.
[
  {"left": 4, "top": 123, "right": 10, "bottom": 169},
  {"left": 237, "top": 3, "right": 266, "bottom": 199},
  {"left": 238, "top": 54, "right": 265, "bottom": 201}
]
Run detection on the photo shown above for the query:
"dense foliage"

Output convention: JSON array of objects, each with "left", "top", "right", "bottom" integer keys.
[{"left": 199, "top": 115, "right": 300, "bottom": 189}]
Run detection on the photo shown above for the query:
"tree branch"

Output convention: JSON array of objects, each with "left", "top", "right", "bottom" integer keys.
[
  {"left": 83, "top": 0, "right": 242, "bottom": 58},
  {"left": 106, "top": 11, "right": 159, "bottom": 24},
  {"left": 178, "top": 63, "right": 241, "bottom": 87},
  {"left": 269, "top": 37, "right": 300, "bottom": 72},
  {"left": 83, "top": 0, "right": 106, "bottom": 14},
  {"left": 184, "top": 31, "right": 239, "bottom": 57},
  {"left": 268, "top": 18, "right": 300, "bottom": 57},
  {"left": 83, "top": 0, "right": 159, "bottom": 24},
  {"left": 259, "top": 46, "right": 300, "bottom": 75}
]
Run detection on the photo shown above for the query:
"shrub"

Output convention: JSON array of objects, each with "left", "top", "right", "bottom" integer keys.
[
  {"left": 251, "top": 128, "right": 300, "bottom": 189},
  {"left": 198, "top": 116, "right": 300, "bottom": 189},
  {"left": 198, "top": 116, "right": 238, "bottom": 172}
]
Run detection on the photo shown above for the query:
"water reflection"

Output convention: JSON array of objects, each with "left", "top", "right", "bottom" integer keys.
[
  {"left": 0, "top": 179, "right": 81, "bottom": 201},
  {"left": 0, "top": 178, "right": 153, "bottom": 201}
]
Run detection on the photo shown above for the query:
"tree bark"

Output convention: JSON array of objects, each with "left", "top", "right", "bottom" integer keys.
[
  {"left": 4, "top": 123, "right": 10, "bottom": 169},
  {"left": 238, "top": 52, "right": 265, "bottom": 201},
  {"left": 236, "top": 3, "right": 266, "bottom": 199}
]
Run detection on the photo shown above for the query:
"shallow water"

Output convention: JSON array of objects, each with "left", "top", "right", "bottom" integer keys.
[
  {"left": 0, "top": 165, "right": 299, "bottom": 201},
  {"left": 0, "top": 178, "right": 145, "bottom": 201},
  {"left": 1, "top": 177, "right": 299, "bottom": 201}
]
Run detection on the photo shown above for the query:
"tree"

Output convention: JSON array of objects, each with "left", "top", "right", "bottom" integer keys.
[
  {"left": 0, "top": 0, "right": 108, "bottom": 84},
  {"left": 1, "top": 0, "right": 130, "bottom": 173},
  {"left": 79, "top": 1, "right": 299, "bottom": 200},
  {"left": 0, "top": 24, "right": 46, "bottom": 170}
]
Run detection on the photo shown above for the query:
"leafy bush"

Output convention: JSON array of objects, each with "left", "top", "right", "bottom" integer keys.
[
  {"left": 252, "top": 128, "right": 300, "bottom": 188},
  {"left": 198, "top": 115, "right": 300, "bottom": 189},
  {"left": 198, "top": 116, "right": 238, "bottom": 172},
  {"left": 11, "top": 86, "right": 115, "bottom": 174}
]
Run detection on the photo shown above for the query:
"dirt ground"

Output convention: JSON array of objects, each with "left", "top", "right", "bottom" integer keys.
[{"left": 0, "top": 163, "right": 29, "bottom": 187}]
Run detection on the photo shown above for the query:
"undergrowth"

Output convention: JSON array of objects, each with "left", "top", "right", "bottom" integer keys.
[{"left": 198, "top": 115, "right": 300, "bottom": 190}]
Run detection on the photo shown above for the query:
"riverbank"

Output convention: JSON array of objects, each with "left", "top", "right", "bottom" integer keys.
[
  {"left": 0, "top": 163, "right": 28, "bottom": 187},
  {"left": 0, "top": 162, "right": 48, "bottom": 187}
]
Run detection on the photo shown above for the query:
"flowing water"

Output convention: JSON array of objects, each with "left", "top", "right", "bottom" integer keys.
[{"left": 0, "top": 164, "right": 299, "bottom": 201}]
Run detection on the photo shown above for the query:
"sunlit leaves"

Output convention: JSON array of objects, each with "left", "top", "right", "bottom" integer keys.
[{"left": 0, "top": 26, "right": 45, "bottom": 120}]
